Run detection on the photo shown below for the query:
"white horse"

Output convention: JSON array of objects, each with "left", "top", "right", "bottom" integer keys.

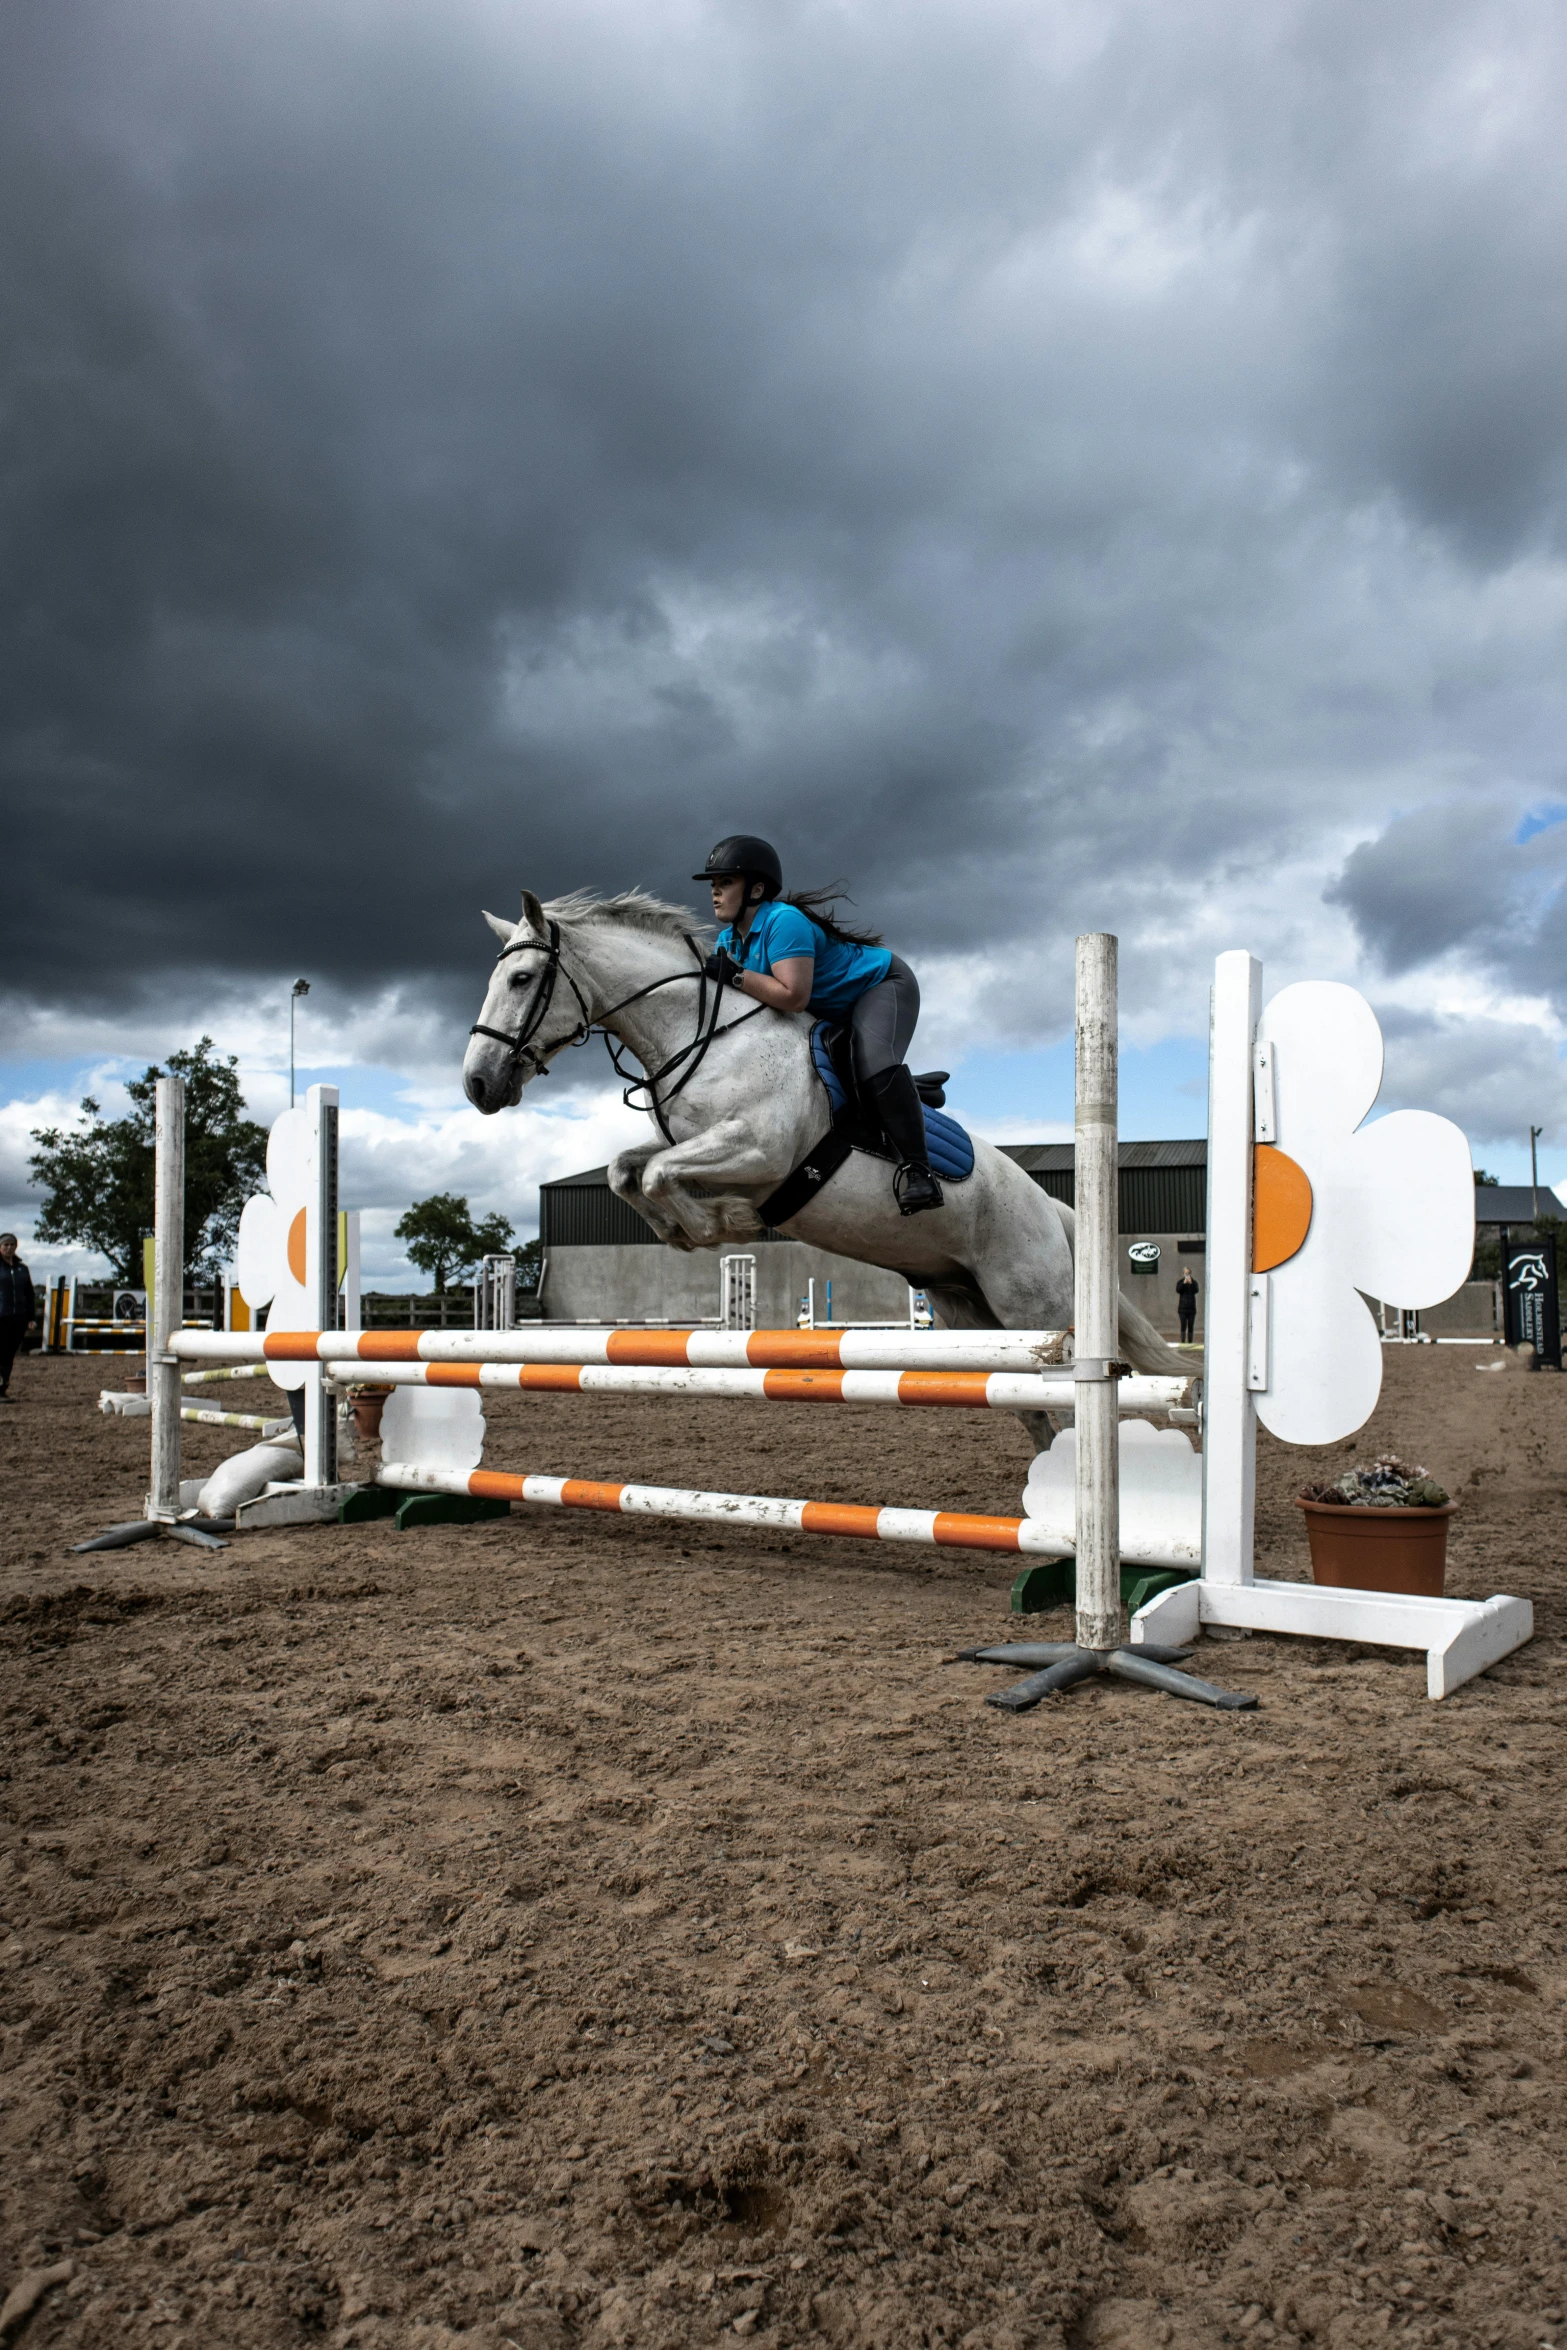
[{"left": 462, "top": 889, "right": 1189, "bottom": 1374}]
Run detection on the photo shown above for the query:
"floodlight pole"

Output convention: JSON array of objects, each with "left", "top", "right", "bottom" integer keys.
[{"left": 1531, "top": 1126, "right": 1543, "bottom": 1222}]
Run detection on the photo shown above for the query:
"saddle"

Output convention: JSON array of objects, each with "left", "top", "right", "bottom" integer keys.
[{"left": 757, "top": 1021, "right": 976, "bottom": 1229}]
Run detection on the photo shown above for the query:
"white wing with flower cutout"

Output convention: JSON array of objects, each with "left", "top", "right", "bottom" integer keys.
[
  {"left": 1254, "top": 982, "right": 1475, "bottom": 1447},
  {"left": 234, "top": 1105, "right": 317, "bottom": 1392}
]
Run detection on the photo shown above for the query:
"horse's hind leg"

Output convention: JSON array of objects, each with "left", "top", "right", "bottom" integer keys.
[
  {"left": 922, "top": 1278, "right": 998, "bottom": 1330},
  {"left": 1014, "top": 1405, "right": 1073, "bottom": 1447}
]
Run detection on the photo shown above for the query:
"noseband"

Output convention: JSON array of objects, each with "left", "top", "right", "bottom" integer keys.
[{"left": 468, "top": 918, "right": 766, "bottom": 1135}]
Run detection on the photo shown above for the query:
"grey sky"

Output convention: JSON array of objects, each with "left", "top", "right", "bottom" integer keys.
[{"left": 5, "top": 0, "right": 1567, "bottom": 1141}]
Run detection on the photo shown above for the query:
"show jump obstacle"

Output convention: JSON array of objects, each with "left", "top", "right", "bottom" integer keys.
[{"left": 152, "top": 946, "right": 1532, "bottom": 1700}]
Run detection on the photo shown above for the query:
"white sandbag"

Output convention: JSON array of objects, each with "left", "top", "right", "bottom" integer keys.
[{"left": 198, "top": 1439, "right": 302, "bottom": 1520}]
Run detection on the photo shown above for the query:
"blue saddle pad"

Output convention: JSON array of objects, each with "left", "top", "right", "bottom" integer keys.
[{"left": 809, "top": 1023, "right": 975, "bottom": 1182}]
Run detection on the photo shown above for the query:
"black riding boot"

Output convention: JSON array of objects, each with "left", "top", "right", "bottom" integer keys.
[{"left": 867, "top": 1064, "right": 944, "bottom": 1215}]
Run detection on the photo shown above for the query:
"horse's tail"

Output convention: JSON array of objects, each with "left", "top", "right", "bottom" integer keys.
[
  {"left": 1053, "top": 1202, "right": 1201, "bottom": 1379},
  {"left": 1117, "top": 1290, "right": 1200, "bottom": 1378}
]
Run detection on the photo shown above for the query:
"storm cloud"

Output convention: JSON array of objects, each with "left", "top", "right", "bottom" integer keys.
[{"left": 5, "top": 0, "right": 1567, "bottom": 1134}]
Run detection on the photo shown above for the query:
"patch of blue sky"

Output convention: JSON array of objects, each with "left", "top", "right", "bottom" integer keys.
[
  {"left": 942, "top": 1034, "right": 1210, "bottom": 1144},
  {"left": 0, "top": 1055, "right": 135, "bottom": 1103},
  {"left": 1514, "top": 803, "right": 1567, "bottom": 845},
  {"left": 286, "top": 1062, "right": 455, "bottom": 1116},
  {"left": 0, "top": 1055, "right": 429, "bottom": 1122},
  {"left": 1472, "top": 1143, "right": 1567, "bottom": 1193}
]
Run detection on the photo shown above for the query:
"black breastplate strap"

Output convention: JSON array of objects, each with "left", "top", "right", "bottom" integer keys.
[{"left": 756, "top": 1126, "right": 855, "bottom": 1227}]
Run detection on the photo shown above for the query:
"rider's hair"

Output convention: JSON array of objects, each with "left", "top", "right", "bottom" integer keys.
[{"left": 780, "top": 882, "right": 883, "bottom": 949}]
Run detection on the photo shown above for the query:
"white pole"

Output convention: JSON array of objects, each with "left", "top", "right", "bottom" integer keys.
[
  {"left": 302, "top": 1084, "right": 339, "bottom": 1489},
  {"left": 147, "top": 1075, "right": 185, "bottom": 1522},
  {"left": 1202, "top": 951, "right": 1261, "bottom": 1584},
  {"left": 1074, "top": 933, "right": 1121, "bottom": 1653}
]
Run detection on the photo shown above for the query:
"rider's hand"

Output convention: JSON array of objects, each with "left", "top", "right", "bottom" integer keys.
[{"left": 703, "top": 949, "right": 742, "bottom": 987}]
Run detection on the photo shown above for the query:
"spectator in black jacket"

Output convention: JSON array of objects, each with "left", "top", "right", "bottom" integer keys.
[
  {"left": 0, "top": 1234, "right": 37, "bottom": 1398},
  {"left": 1175, "top": 1265, "right": 1199, "bottom": 1344}
]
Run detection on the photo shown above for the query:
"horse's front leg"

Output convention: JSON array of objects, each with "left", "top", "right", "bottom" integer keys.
[
  {"left": 639, "top": 1117, "right": 787, "bottom": 1249},
  {"left": 608, "top": 1142, "right": 696, "bottom": 1250}
]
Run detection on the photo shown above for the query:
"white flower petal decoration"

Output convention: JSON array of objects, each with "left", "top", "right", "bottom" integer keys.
[
  {"left": 234, "top": 1104, "right": 318, "bottom": 1393},
  {"left": 1254, "top": 982, "right": 1475, "bottom": 1446},
  {"left": 1024, "top": 1419, "right": 1203, "bottom": 1567},
  {"left": 235, "top": 1193, "right": 281, "bottom": 1311}
]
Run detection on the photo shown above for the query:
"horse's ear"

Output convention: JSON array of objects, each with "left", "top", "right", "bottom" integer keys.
[
  {"left": 483, "top": 909, "right": 514, "bottom": 944},
  {"left": 520, "top": 888, "right": 546, "bottom": 936}
]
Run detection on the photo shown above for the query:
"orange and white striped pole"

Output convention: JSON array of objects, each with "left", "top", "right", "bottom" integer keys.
[
  {"left": 169, "top": 1324, "right": 1074, "bottom": 1374},
  {"left": 376, "top": 1459, "right": 1073, "bottom": 1557},
  {"left": 323, "top": 1358, "right": 1193, "bottom": 1414}
]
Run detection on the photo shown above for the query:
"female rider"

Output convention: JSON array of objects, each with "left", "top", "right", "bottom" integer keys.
[{"left": 694, "top": 834, "right": 943, "bottom": 1215}]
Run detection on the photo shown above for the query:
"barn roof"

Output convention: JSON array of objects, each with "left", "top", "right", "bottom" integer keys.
[
  {"left": 997, "top": 1139, "right": 1207, "bottom": 1173},
  {"left": 1473, "top": 1185, "right": 1565, "bottom": 1224}
]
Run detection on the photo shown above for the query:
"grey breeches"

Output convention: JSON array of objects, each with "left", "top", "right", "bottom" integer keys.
[{"left": 849, "top": 954, "right": 920, "bottom": 1083}]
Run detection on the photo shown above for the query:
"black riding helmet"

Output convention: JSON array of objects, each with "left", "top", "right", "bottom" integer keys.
[{"left": 693, "top": 835, "right": 783, "bottom": 899}]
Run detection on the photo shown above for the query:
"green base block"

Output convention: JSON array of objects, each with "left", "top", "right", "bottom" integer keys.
[
  {"left": 338, "top": 1484, "right": 402, "bottom": 1523},
  {"left": 1007, "top": 1559, "right": 1075, "bottom": 1615},
  {"left": 393, "top": 1493, "right": 512, "bottom": 1530},
  {"left": 1010, "top": 1560, "right": 1199, "bottom": 1617}
]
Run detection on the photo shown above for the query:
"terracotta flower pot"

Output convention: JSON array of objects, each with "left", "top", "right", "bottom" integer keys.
[
  {"left": 349, "top": 1387, "right": 393, "bottom": 1441},
  {"left": 1296, "top": 1498, "right": 1457, "bottom": 1597}
]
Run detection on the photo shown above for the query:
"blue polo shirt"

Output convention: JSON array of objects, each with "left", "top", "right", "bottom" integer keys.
[{"left": 718, "top": 900, "right": 892, "bottom": 1018}]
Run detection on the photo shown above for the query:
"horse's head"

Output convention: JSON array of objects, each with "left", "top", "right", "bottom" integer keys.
[{"left": 463, "top": 889, "right": 586, "bottom": 1113}]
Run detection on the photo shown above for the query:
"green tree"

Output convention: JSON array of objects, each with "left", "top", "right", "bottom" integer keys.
[
  {"left": 394, "top": 1192, "right": 515, "bottom": 1292},
  {"left": 29, "top": 1039, "right": 268, "bottom": 1282}
]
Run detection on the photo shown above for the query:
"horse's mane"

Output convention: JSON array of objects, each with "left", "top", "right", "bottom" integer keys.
[{"left": 545, "top": 888, "right": 708, "bottom": 942}]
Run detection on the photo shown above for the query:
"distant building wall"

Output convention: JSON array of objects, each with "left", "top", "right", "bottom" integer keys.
[
  {"left": 540, "top": 1241, "right": 919, "bottom": 1326},
  {"left": 540, "top": 1226, "right": 1205, "bottom": 1335},
  {"left": 538, "top": 1153, "right": 1212, "bottom": 1332},
  {"left": 1397, "top": 1282, "right": 1500, "bottom": 1340}
]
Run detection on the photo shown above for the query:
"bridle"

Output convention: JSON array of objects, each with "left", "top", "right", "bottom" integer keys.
[
  {"left": 468, "top": 922, "right": 594, "bottom": 1084},
  {"left": 468, "top": 919, "right": 766, "bottom": 1138}
]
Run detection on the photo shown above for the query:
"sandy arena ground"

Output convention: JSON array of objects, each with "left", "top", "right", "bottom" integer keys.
[{"left": 2, "top": 1342, "right": 1565, "bottom": 2350}]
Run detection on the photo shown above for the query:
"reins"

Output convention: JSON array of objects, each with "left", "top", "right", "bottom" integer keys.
[{"left": 468, "top": 920, "right": 766, "bottom": 1139}]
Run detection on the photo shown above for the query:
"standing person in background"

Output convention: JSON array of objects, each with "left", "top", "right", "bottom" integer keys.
[
  {"left": 0, "top": 1233, "right": 37, "bottom": 1399},
  {"left": 1175, "top": 1263, "right": 1199, "bottom": 1344}
]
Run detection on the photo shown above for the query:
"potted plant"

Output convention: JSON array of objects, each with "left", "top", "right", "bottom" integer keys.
[
  {"left": 1295, "top": 1454, "right": 1456, "bottom": 1596},
  {"left": 345, "top": 1384, "right": 394, "bottom": 1443}
]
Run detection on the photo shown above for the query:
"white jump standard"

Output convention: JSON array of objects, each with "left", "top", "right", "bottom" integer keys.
[
  {"left": 1125, "top": 951, "right": 1531, "bottom": 1701},
  {"left": 963, "top": 933, "right": 1251, "bottom": 1710}
]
